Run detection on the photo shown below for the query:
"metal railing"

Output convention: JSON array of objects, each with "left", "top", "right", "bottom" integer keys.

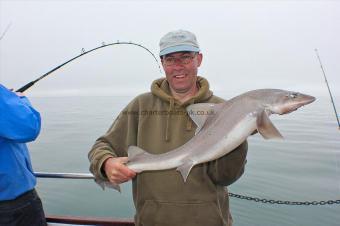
[
  {"left": 35, "top": 172, "right": 340, "bottom": 206},
  {"left": 35, "top": 172, "right": 94, "bottom": 179}
]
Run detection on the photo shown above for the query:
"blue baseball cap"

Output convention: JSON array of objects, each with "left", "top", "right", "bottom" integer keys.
[{"left": 159, "top": 30, "right": 200, "bottom": 57}]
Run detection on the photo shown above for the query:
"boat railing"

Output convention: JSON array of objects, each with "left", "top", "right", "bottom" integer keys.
[
  {"left": 35, "top": 172, "right": 340, "bottom": 206},
  {"left": 35, "top": 172, "right": 135, "bottom": 226},
  {"left": 35, "top": 172, "right": 95, "bottom": 179}
]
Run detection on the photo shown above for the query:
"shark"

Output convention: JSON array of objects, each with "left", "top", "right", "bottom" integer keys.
[{"left": 100, "top": 89, "right": 315, "bottom": 191}]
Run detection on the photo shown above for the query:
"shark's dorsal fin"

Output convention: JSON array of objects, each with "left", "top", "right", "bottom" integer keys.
[
  {"left": 256, "top": 110, "right": 284, "bottom": 139},
  {"left": 128, "top": 146, "right": 151, "bottom": 161},
  {"left": 186, "top": 103, "right": 224, "bottom": 135}
]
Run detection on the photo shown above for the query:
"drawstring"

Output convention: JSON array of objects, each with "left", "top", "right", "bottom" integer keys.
[
  {"left": 165, "top": 98, "right": 196, "bottom": 141},
  {"left": 186, "top": 99, "right": 195, "bottom": 131},
  {"left": 165, "top": 98, "right": 175, "bottom": 141}
]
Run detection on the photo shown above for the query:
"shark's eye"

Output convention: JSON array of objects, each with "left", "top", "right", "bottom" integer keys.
[
  {"left": 285, "top": 92, "right": 298, "bottom": 99},
  {"left": 289, "top": 93, "right": 298, "bottom": 98}
]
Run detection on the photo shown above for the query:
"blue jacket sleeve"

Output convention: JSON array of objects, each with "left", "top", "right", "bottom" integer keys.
[{"left": 0, "top": 84, "right": 41, "bottom": 142}]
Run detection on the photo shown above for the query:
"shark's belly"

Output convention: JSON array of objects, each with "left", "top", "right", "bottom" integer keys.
[
  {"left": 128, "top": 150, "right": 188, "bottom": 172},
  {"left": 128, "top": 113, "right": 256, "bottom": 173},
  {"left": 193, "top": 115, "right": 256, "bottom": 164}
]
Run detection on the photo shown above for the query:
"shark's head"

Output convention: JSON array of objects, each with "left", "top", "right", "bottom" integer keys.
[{"left": 264, "top": 89, "right": 316, "bottom": 115}]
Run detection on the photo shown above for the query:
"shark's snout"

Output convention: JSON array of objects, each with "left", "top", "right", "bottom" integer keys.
[
  {"left": 273, "top": 92, "right": 316, "bottom": 115},
  {"left": 300, "top": 94, "right": 316, "bottom": 105},
  {"left": 294, "top": 94, "right": 316, "bottom": 108},
  {"left": 280, "top": 93, "right": 316, "bottom": 114}
]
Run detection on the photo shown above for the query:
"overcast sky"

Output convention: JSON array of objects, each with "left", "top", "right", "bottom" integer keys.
[{"left": 0, "top": 0, "right": 339, "bottom": 98}]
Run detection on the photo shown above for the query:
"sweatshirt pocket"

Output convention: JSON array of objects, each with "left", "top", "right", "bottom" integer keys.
[{"left": 137, "top": 200, "right": 225, "bottom": 226}]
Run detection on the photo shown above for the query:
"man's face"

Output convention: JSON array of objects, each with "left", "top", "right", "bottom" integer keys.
[{"left": 161, "top": 51, "right": 202, "bottom": 94}]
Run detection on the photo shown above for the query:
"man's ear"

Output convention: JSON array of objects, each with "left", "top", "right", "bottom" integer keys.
[
  {"left": 196, "top": 53, "right": 203, "bottom": 67},
  {"left": 160, "top": 57, "right": 165, "bottom": 67}
]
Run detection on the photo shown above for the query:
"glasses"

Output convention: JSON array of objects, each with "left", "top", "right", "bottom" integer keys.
[{"left": 162, "top": 53, "right": 197, "bottom": 66}]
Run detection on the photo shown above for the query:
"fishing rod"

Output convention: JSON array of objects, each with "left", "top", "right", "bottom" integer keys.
[
  {"left": 315, "top": 49, "right": 340, "bottom": 130},
  {"left": 0, "top": 21, "right": 12, "bottom": 41},
  {"left": 16, "top": 41, "right": 162, "bottom": 92}
]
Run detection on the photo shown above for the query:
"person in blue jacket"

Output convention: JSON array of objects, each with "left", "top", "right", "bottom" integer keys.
[{"left": 0, "top": 84, "right": 46, "bottom": 226}]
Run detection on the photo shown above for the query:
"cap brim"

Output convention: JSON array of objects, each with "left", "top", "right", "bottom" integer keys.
[{"left": 159, "top": 45, "right": 200, "bottom": 56}]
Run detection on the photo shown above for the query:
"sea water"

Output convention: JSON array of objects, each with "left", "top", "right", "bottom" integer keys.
[{"left": 29, "top": 95, "right": 340, "bottom": 226}]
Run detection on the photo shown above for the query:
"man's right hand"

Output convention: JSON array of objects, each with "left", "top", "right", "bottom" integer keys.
[{"left": 103, "top": 157, "right": 136, "bottom": 185}]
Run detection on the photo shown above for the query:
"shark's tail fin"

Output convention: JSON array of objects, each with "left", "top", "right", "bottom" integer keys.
[
  {"left": 94, "top": 178, "right": 121, "bottom": 192},
  {"left": 93, "top": 146, "right": 151, "bottom": 193}
]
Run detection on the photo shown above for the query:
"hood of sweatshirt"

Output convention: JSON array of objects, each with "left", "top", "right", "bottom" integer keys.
[
  {"left": 151, "top": 76, "right": 214, "bottom": 141},
  {"left": 151, "top": 76, "right": 213, "bottom": 106}
]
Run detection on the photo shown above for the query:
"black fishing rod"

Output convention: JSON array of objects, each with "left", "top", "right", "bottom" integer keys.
[
  {"left": 16, "top": 41, "right": 162, "bottom": 92},
  {"left": 315, "top": 49, "right": 340, "bottom": 130}
]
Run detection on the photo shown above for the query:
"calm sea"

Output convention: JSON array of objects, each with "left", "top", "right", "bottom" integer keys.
[{"left": 28, "top": 95, "right": 340, "bottom": 226}]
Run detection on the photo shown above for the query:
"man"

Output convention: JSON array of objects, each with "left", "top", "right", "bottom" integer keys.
[
  {"left": 89, "top": 30, "right": 248, "bottom": 226},
  {"left": 0, "top": 84, "right": 46, "bottom": 226}
]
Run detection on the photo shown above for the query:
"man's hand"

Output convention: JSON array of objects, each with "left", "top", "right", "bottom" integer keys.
[
  {"left": 103, "top": 157, "right": 136, "bottom": 185},
  {"left": 15, "top": 92, "right": 25, "bottom": 97}
]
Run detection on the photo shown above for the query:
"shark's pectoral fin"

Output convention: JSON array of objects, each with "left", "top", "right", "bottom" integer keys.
[
  {"left": 256, "top": 110, "right": 284, "bottom": 139},
  {"left": 94, "top": 178, "right": 121, "bottom": 192},
  {"left": 176, "top": 160, "right": 196, "bottom": 182}
]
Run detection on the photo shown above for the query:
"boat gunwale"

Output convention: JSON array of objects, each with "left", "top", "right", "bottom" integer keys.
[{"left": 47, "top": 215, "right": 134, "bottom": 226}]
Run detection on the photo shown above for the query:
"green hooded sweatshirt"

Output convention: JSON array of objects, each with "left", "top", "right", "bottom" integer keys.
[{"left": 88, "top": 76, "right": 248, "bottom": 226}]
